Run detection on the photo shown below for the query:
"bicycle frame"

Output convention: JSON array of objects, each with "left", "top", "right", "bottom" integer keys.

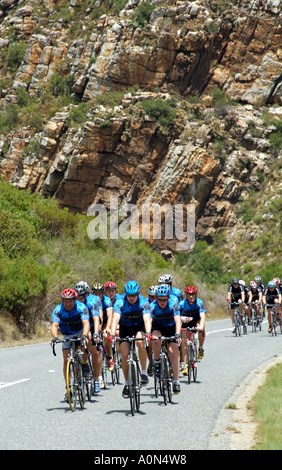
[
  {"left": 266, "top": 303, "right": 282, "bottom": 336},
  {"left": 153, "top": 336, "right": 177, "bottom": 405}
]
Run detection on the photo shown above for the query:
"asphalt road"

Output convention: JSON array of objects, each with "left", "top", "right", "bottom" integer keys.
[{"left": 0, "top": 318, "right": 281, "bottom": 452}]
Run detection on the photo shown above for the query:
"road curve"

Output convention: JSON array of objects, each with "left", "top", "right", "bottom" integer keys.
[{"left": 0, "top": 318, "right": 281, "bottom": 451}]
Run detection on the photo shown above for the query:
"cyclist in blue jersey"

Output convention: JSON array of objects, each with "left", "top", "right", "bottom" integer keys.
[
  {"left": 104, "top": 281, "right": 122, "bottom": 305},
  {"left": 50, "top": 288, "right": 90, "bottom": 401},
  {"left": 92, "top": 283, "right": 114, "bottom": 372},
  {"left": 110, "top": 281, "right": 152, "bottom": 398},
  {"left": 179, "top": 286, "right": 206, "bottom": 374},
  {"left": 144, "top": 286, "right": 158, "bottom": 376},
  {"left": 150, "top": 284, "right": 181, "bottom": 394},
  {"left": 74, "top": 281, "right": 103, "bottom": 392},
  {"left": 158, "top": 274, "right": 183, "bottom": 301}
]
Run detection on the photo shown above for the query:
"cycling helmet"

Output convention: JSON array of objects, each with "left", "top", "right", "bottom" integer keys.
[
  {"left": 273, "top": 277, "right": 280, "bottom": 286},
  {"left": 250, "top": 281, "right": 257, "bottom": 288},
  {"left": 104, "top": 281, "right": 117, "bottom": 290},
  {"left": 254, "top": 276, "right": 261, "bottom": 283},
  {"left": 61, "top": 288, "right": 78, "bottom": 299},
  {"left": 148, "top": 285, "right": 158, "bottom": 296},
  {"left": 158, "top": 274, "right": 173, "bottom": 285},
  {"left": 124, "top": 280, "right": 141, "bottom": 295},
  {"left": 268, "top": 281, "right": 276, "bottom": 288},
  {"left": 74, "top": 281, "right": 90, "bottom": 296},
  {"left": 185, "top": 285, "right": 198, "bottom": 294},
  {"left": 156, "top": 284, "right": 170, "bottom": 297},
  {"left": 239, "top": 280, "right": 245, "bottom": 286},
  {"left": 92, "top": 283, "right": 105, "bottom": 293},
  {"left": 232, "top": 278, "right": 239, "bottom": 284}
]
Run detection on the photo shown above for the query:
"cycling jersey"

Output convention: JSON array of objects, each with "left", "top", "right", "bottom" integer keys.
[
  {"left": 264, "top": 287, "right": 280, "bottom": 304},
  {"left": 83, "top": 293, "right": 101, "bottom": 328},
  {"left": 228, "top": 284, "right": 244, "bottom": 300},
  {"left": 150, "top": 297, "right": 180, "bottom": 328},
  {"left": 113, "top": 296, "right": 150, "bottom": 327},
  {"left": 179, "top": 297, "right": 206, "bottom": 323},
  {"left": 51, "top": 301, "right": 89, "bottom": 335},
  {"left": 244, "top": 286, "right": 252, "bottom": 301},
  {"left": 101, "top": 294, "right": 112, "bottom": 323},
  {"left": 250, "top": 287, "right": 262, "bottom": 301},
  {"left": 170, "top": 286, "right": 183, "bottom": 301}
]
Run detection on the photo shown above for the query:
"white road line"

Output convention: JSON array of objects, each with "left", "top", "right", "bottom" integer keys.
[{"left": 0, "top": 379, "right": 30, "bottom": 389}]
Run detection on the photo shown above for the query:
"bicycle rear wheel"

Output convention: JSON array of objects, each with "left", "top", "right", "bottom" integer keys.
[
  {"left": 86, "top": 355, "right": 94, "bottom": 401},
  {"left": 66, "top": 359, "right": 78, "bottom": 412}
]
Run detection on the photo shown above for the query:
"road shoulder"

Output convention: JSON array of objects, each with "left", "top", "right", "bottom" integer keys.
[{"left": 208, "top": 354, "right": 282, "bottom": 450}]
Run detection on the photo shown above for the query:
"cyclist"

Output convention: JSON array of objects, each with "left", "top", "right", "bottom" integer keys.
[
  {"left": 262, "top": 281, "right": 281, "bottom": 333},
  {"left": 249, "top": 281, "right": 263, "bottom": 320},
  {"left": 240, "top": 280, "right": 252, "bottom": 324},
  {"left": 92, "top": 283, "right": 114, "bottom": 373},
  {"left": 104, "top": 281, "right": 122, "bottom": 305},
  {"left": 110, "top": 281, "right": 152, "bottom": 398},
  {"left": 227, "top": 277, "right": 245, "bottom": 333},
  {"left": 158, "top": 274, "right": 183, "bottom": 301},
  {"left": 150, "top": 284, "right": 181, "bottom": 394},
  {"left": 273, "top": 277, "right": 281, "bottom": 292},
  {"left": 74, "top": 281, "right": 103, "bottom": 392},
  {"left": 144, "top": 285, "right": 158, "bottom": 376},
  {"left": 50, "top": 288, "right": 90, "bottom": 401},
  {"left": 179, "top": 285, "right": 206, "bottom": 374},
  {"left": 254, "top": 275, "right": 266, "bottom": 294}
]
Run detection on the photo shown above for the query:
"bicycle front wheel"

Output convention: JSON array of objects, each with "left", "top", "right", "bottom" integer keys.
[
  {"left": 161, "top": 355, "right": 169, "bottom": 405},
  {"left": 66, "top": 359, "right": 78, "bottom": 412},
  {"left": 128, "top": 360, "right": 137, "bottom": 416}
]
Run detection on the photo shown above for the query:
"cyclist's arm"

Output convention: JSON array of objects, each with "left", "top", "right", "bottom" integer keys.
[
  {"left": 174, "top": 314, "right": 181, "bottom": 336},
  {"left": 93, "top": 314, "right": 100, "bottom": 335},
  {"left": 105, "top": 307, "right": 113, "bottom": 332},
  {"left": 82, "top": 319, "right": 90, "bottom": 337},
  {"left": 111, "top": 312, "right": 120, "bottom": 336},
  {"left": 143, "top": 313, "right": 151, "bottom": 333},
  {"left": 50, "top": 321, "right": 59, "bottom": 338}
]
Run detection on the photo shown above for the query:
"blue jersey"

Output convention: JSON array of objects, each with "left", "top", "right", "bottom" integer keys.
[
  {"left": 113, "top": 296, "right": 150, "bottom": 327},
  {"left": 150, "top": 297, "right": 180, "bottom": 328},
  {"left": 51, "top": 300, "right": 89, "bottom": 335},
  {"left": 101, "top": 294, "right": 112, "bottom": 321},
  {"left": 179, "top": 298, "right": 206, "bottom": 322},
  {"left": 171, "top": 286, "right": 183, "bottom": 301},
  {"left": 83, "top": 294, "right": 101, "bottom": 327}
]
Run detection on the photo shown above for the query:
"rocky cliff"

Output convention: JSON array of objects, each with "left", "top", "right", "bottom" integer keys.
[{"left": 0, "top": 0, "right": 281, "bottom": 252}]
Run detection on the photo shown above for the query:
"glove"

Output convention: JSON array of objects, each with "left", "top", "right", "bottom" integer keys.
[{"left": 145, "top": 333, "right": 152, "bottom": 341}]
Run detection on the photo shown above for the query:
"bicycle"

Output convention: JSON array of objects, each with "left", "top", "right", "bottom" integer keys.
[
  {"left": 52, "top": 337, "right": 86, "bottom": 412},
  {"left": 116, "top": 336, "right": 144, "bottom": 416},
  {"left": 266, "top": 304, "right": 282, "bottom": 336},
  {"left": 231, "top": 302, "right": 246, "bottom": 337},
  {"left": 153, "top": 336, "right": 178, "bottom": 406},
  {"left": 93, "top": 332, "right": 109, "bottom": 390},
  {"left": 250, "top": 302, "right": 262, "bottom": 333},
  {"left": 184, "top": 328, "right": 200, "bottom": 384}
]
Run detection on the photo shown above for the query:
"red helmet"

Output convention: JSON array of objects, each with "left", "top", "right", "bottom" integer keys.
[
  {"left": 273, "top": 277, "right": 280, "bottom": 286},
  {"left": 61, "top": 288, "right": 78, "bottom": 299},
  {"left": 104, "top": 281, "right": 117, "bottom": 289},
  {"left": 185, "top": 286, "right": 198, "bottom": 294}
]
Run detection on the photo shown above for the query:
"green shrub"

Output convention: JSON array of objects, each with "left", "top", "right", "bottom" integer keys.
[
  {"left": 141, "top": 98, "right": 177, "bottom": 128},
  {"left": 133, "top": 2, "right": 155, "bottom": 27}
]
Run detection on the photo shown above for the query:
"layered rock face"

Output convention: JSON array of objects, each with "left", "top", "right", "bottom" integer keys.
[{"left": 0, "top": 0, "right": 281, "bottom": 251}]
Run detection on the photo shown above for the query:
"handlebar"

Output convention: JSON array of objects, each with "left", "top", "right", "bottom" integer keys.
[{"left": 51, "top": 337, "right": 86, "bottom": 356}]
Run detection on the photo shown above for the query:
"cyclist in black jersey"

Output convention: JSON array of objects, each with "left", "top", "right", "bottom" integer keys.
[
  {"left": 249, "top": 281, "right": 263, "bottom": 319},
  {"left": 263, "top": 281, "right": 281, "bottom": 333},
  {"left": 227, "top": 278, "right": 245, "bottom": 333}
]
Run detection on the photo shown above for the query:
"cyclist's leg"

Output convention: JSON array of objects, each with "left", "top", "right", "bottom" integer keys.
[
  {"left": 136, "top": 329, "right": 149, "bottom": 384},
  {"left": 168, "top": 340, "right": 179, "bottom": 382}
]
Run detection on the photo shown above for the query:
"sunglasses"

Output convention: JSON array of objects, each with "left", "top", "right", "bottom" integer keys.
[{"left": 158, "top": 298, "right": 168, "bottom": 302}]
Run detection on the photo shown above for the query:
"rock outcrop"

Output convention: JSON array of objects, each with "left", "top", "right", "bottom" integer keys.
[{"left": 0, "top": 0, "right": 281, "bottom": 251}]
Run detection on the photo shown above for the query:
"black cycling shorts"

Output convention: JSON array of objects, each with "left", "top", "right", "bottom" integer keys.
[
  {"left": 152, "top": 323, "right": 177, "bottom": 342},
  {"left": 119, "top": 322, "right": 145, "bottom": 343}
]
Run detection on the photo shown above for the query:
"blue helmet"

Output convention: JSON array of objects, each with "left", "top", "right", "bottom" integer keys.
[
  {"left": 156, "top": 284, "right": 170, "bottom": 297},
  {"left": 124, "top": 280, "right": 141, "bottom": 295},
  {"left": 268, "top": 281, "right": 276, "bottom": 288}
]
